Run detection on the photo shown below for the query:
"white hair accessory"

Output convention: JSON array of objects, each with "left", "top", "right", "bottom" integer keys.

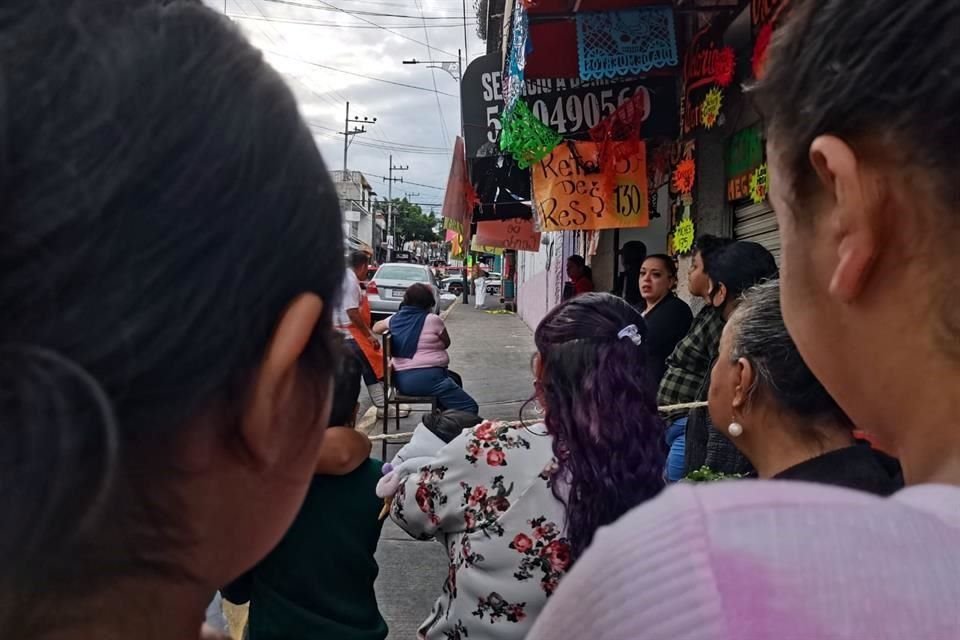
[{"left": 617, "top": 324, "right": 643, "bottom": 346}]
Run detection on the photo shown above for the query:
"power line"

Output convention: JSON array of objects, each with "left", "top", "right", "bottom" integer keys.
[
  {"left": 228, "top": 13, "right": 478, "bottom": 28},
  {"left": 264, "top": 49, "right": 457, "bottom": 96},
  {"left": 414, "top": 0, "right": 452, "bottom": 149},
  {"left": 366, "top": 175, "right": 446, "bottom": 190},
  {"left": 308, "top": 122, "right": 449, "bottom": 150},
  {"left": 259, "top": 0, "right": 459, "bottom": 55},
  {"left": 260, "top": 0, "right": 473, "bottom": 19},
  {"left": 311, "top": 129, "right": 451, "bottom": 155}
]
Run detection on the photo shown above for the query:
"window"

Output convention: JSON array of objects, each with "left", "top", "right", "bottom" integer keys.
[
  {"left": 374, "top": 265, "right": 430, "bottom": 282},
  {"left": 350, "top": 221, "right": 359, "bottom": 238}
]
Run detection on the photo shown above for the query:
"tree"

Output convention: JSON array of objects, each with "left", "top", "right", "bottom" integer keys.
[{"left": 386, "top": 198, "right": 439, "bottom": 244}]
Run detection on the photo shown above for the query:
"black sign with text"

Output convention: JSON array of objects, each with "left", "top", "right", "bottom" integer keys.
[{"left": 461, "top": 53, "right": 678, "bottom": 159}]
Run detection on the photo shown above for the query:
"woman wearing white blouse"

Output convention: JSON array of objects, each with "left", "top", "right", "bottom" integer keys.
[{"left": 387, "top": 293, "right": 667, "bottom": 640}]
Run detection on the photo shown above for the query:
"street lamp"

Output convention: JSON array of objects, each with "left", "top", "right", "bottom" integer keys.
[{"left": 402, "top": 50, "right": 470, "bottom": 302}]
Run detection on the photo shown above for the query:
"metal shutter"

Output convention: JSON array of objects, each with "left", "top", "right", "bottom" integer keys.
[{"left": 734, "top": 201, "right": 780, "bottom": 264}]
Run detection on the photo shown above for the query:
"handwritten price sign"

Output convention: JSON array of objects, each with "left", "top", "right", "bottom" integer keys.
[
  {"left": 474, "top": 218, "right": 542, "bottom": 252},
  {"left": 532, "top": 141, "right": 649, "bottom": 232}
]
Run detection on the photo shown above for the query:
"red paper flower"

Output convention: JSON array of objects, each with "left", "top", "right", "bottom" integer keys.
[
  {"left": 673, "top": 158, "right": 696, "bottom": 195},
  {"left": 715, "top": 47, "right": 736, "bottom": 88},
  {"left": 752, "top": 23, "right": 774, "bottom": 79}
]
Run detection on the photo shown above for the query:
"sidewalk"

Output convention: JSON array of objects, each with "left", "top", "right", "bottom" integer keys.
[{"left": 372, "top": 299, "right": 539, "bottom": 639}]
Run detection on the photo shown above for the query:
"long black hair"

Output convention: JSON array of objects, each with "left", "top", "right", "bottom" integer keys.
[
  {"left": 534, "top": 293, "right": 665, "bottom": 560},
  {"left": 0, "top": 0, "right": 343, "bottom": 630}
]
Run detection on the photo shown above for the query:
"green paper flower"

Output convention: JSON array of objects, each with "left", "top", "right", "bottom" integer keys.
[{"left": 499, "top": 101, "right": 562, "bottom": 169}]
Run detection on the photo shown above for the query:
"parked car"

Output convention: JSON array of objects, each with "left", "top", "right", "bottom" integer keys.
[
  {"left": 442, "top": 276, "right": 466, "bottom": 296},
  {"left": 485, "top": 274, "right": 502, "bottom": 296},
  {"left": 368, "top": 263, "right": 441, "bottom": 316}
]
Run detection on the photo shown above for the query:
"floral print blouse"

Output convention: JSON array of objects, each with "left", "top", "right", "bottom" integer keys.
[{"left": 391, "top": 421, "right": 569, "bottom": 640}]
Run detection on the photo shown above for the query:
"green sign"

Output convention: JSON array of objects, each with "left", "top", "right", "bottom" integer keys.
[{"left": 726, "top": 124, "right": 764, "bottom": 179}]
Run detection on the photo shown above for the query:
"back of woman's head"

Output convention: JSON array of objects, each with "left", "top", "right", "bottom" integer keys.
[
  {"left": 403, "top": 283, "right": 436, "bottom": 310},
  {"left": 728, "top": 281, "right": 852, "bottom": 430},
  {"left": 705, "top": 242, "right": 778, "bottom": 306},
  {"left": 0, "top": 0, "right": 343, "bottom": 622},
  {"left": 534, "top": 293, "right": 665, "bottom": 560}
]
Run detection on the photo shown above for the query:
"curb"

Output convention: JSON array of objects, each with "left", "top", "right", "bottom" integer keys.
[{"left": 440, "top": 297, "right": 459, "bottom": 321}]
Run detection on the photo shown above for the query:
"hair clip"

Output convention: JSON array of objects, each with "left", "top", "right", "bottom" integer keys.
[{"left": 617, "top": 324, "right": 643, "bottom": 346}]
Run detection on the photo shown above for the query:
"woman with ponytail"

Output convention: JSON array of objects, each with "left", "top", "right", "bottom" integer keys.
[{"left": 390, "top": 292, "right": 665, "bottom": 640}]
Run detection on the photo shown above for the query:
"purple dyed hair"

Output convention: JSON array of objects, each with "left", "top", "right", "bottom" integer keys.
[{"left": 533, "top": 292, "right": 666, "bottom": 560}]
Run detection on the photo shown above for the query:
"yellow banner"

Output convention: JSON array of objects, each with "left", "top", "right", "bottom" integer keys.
[{"left": 532, "top": 141, "right": 649, "bottom": 232}]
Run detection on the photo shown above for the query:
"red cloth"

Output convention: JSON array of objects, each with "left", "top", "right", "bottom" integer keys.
[{"left": 574, "top": 276, "right": 594, "bottom": 296}]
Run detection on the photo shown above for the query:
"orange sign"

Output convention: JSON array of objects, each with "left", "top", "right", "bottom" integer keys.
[
  {"left": 474, "top": 218, "right": 541, "bottom": 252},
  {"left": 532, "top": 141, "right": 648, "bottom": 232}
]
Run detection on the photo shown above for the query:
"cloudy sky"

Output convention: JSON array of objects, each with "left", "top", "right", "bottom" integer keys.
[{"left": 201, "top": 0, "right": 486, "bottom": 214}]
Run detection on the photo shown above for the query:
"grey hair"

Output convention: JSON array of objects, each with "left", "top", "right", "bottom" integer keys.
[{"left": 727, "top": 280, "right": 853, "bottom": 429}]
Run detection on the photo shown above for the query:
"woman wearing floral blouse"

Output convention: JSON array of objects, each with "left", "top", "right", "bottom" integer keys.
[{"left": 389, "top": 293, "right": 667, "bottom": 640}]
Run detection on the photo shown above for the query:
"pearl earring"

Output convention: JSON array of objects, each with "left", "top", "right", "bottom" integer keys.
[{"left": 727, "top": 422, "right": 744, "bottom": 438}]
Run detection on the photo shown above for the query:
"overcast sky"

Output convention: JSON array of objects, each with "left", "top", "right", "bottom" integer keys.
[{"left": 201, "top": 0, "right": 486, "bottom": 215}]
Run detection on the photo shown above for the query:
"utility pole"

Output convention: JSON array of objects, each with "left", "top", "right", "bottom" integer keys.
[
  {"left": 384, "top": 155, "right": 408, "bottom": 262},
  {"left": 341, "top": 101, "right": 377, "bottom": 176}
]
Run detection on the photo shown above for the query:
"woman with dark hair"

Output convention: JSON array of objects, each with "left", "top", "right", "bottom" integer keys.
[
  {"left": 638, "top": 254, "right": 693, "bottom": 384},
  {"left": 373, "top": 283, "right": 478, "bottom": 414},
  {"left": 527, "top": 1, "right": 960, "bottom": 637},
  {"left": 683, "top": 241, "right": 779, "bottom": 477},
  {"left": 0, "top": 2, "right": 344, "bottom": 636},
  {"left": 710, "top": 280, "right": 901, "bottom": 493},
  {"left": 562, "top": 254, "right": 594, "bottom": 300},
  {"left": 389, "top": 293, "right": 665, "bottom": 640}
]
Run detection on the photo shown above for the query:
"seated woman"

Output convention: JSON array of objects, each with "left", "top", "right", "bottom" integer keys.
[
  {"left": 387, "top": 293, "right": 666, "bottom": 640},
  {"left": 373, "top": 284, "right": 479, "bottom": 414},
  {"left": 638, "top": 254, "right": 693, "bottom": 385},
  {"left": 708, "top": 280, "right": 902, "bottom": 494}
]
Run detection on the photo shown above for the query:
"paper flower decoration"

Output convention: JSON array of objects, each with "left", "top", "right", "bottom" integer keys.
[
  {"left": 750, "top": 163, "right": 769, "bottom": 204},
  {"left": 715, "top": 47, "right": 736, "bottom": 88},
  {"left": 499, "top": 100, "right": 562, "bottom": 169},
  {"left": 752, "top": 23, "right": 773, "bottom": 79},
  {"left": 672, "top": 158, "right": 696, "bottom": 195},
  {"left": 673, "top": 218, "right": 695, "bottom": 255},
  {"left": 701, "top": 87, "right": 723, "bottom": 130}
]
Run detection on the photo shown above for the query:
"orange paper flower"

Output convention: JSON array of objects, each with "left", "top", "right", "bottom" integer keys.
[
  {"left": 673, "top": 158, "right": 696, "bottom": 195},
  {"left": 715, "top": 47, "right": 736, "bottom": 88}
]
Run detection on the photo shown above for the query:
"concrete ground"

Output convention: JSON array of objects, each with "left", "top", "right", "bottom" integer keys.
[{"left": 224, "top": 297, "right": 539, "bottom": 639}]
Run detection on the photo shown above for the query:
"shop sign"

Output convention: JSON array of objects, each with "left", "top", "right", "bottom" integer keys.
[
  {"left": 474, "top": 218, "right": 541, "bottom": 252},
  {"left": 532, "top": 141, "right": 649, "bottom": 232},
  {"left": 752, "top": 0, "right": 789, "bottom": 31},
  {"left": 726, "top": 125, "right": 764, "bottom": 202},
  {"left": 462, "top": 52, "right": 677, "bottom": 158},
  {"left": 681, "top": 23, "right": 734, "bottom": 136}
]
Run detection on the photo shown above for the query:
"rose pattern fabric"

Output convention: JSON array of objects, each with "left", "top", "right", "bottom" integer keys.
[
  {"left": 510, "top": 517, "right": 571, "bottom": 596},
  {"left": 391, "top": 422, "right": 567, "bottom": 640}
]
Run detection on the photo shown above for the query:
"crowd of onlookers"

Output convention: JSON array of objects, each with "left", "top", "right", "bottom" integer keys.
[{"left": 4, "top": 1, "right": 959, "bottom": 639}]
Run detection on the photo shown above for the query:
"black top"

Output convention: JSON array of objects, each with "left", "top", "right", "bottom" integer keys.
[
  {"left": 642, "top": 295, "right": 693, "bottom": 385},
  {"left": 223, "top": 460, "right": 388, "bottom": 640},
  {"left": 774, "top": 443, "right": 904, "bottom": 496}
]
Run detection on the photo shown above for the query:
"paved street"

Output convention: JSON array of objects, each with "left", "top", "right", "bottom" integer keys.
[
  {"left": 223, "top": 299, "right": 538, "bottom": 639},
  {"left": 372, "top": 298, "right": 538, "bottom": 639}
]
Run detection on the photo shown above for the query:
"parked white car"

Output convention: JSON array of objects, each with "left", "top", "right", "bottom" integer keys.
[{"left": 368, "top": 263, "right": 448, "bottom": 316}]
